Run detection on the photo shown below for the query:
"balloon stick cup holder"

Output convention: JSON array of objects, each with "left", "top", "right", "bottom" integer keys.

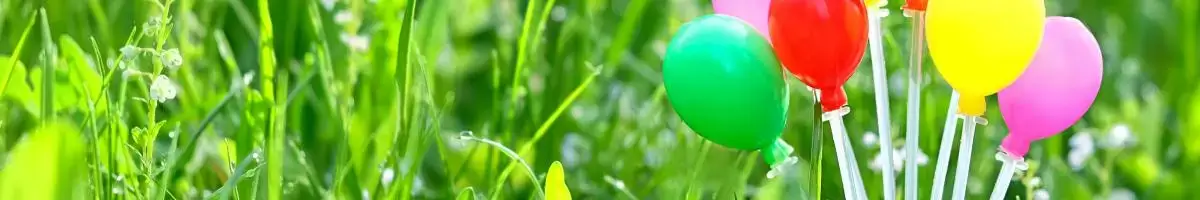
[
  {"left": 764, "top": 139, "right": 799, "bottom": 179},
  {"left": 821, "top": 107, "right": 851, "bottom": 121},
  {"left": 988, "top": 149, "right": 1029, "bottom": 200},
  {"left": 930, "top": 92, "right": 961, "bottom": 200},
  {"left": 957, "top": 114, "right": 989, "bottom": 125}
]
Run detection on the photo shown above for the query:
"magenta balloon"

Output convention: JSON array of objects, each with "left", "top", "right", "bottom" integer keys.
[
  {"left": 998, "top": 17, "right": 1103, "bottom": 157},
  {"left": 713, "top": 0, "right": 772, "bottom": 38}
]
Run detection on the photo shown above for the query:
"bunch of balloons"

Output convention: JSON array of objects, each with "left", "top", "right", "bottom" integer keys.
[
  {"left": 662, "top": 0, "right": 1103, "bottom": 199},
  {"left": 665, "top": 0, "right": 871, "bottom": 198}
]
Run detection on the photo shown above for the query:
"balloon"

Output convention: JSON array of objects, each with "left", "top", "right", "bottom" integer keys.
[
  {"left": 866, "top": 0, "right": 885, "bottom": 9},
  {"left": 904, "top": 0, "right": 927, "bottom": 11},
  {"left": 663, "top": 15, "right": 790, "bottom": 151},
  {"left": 926, "top": 0, "right": 1044, "bottom": 116},
  {"left": 713, "top": 0, "right": 772, "bottom": 38},
  {"left": 998, "top": 17, "right": 1103, "bottom": 157},
  {"left": 768, "top": 0, "right": 868, "bottom": 112}
]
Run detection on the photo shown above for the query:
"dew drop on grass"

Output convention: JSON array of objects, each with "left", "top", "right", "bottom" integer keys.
[
  {"left": 603, "top": 175, "right": 626, "bottom": 190},
  {"left": 381, "top": 168, "right": 395, "bottom": 186},
  {"left": 251, "top": 151, "right": 262, "bottom": 163},
  {"left": 458, "top": 130, "right": 475, "bottom": 140}
]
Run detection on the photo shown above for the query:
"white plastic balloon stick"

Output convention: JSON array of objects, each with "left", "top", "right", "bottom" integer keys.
[
  {"left": 866, "top": 7, "right": 896, "bottom": 200},
  {"left": 930, "top": 92, "right": 960, "bottom": 200},
  {"left": 826, "top": 108, "right": 867, "bottom": 199},
  {"left": 951, "top": 116, "right": 986, "bottom": 200}
]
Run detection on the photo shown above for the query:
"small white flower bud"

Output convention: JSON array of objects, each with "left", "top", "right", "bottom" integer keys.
[
  {"left": 150, "top": 75, "right": 178, "bottom": 103},
  {"left": 144, "top": 18, "right": 162, "bottom": 36},
  {"left": 121, "top": 45, "right": 139, "bottom": 60},
  {"left": 160, "top": 48, "right": 183, "bottom": 69}
]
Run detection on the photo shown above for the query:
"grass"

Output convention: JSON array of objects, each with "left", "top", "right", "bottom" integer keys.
[{"left": 0, "top": 0, "right": 1196, "bottom": 199}]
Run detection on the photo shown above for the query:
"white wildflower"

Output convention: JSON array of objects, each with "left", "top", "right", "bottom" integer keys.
[
  {"left": 899, "top": 145, "right": 929, "bottom": 166},
  {"left": 862, "top": 131, "right": 879, "bottom": 148},
  {"left": 121, "top": 45, "right": 140, "bottom": 60},
  {"left": 321, "top": 0, "right": 337, "bottom": 11},
  {"left": 340, "top": 32, "right": 370, "bottom": 52},
  {"left": 150, "top": 75, "right": 178, "bottom": 103},
  {"left": 1109, "top": 188, "right": 1136, "bottom": 200},
  {"left": 1028, "top": 176, "right": 1042, "bottom": 188},
  {"left": 551, "top": 6, "right": 568, "bottom": 22},
  {"left": 869, "top": 150, "right": 895, "bottom": 172},
  {"left": 334, "top": 11, "right": 353, "bottom": 24},
  {"left": 160, "top": 48, "right": 183, "bottom": 69},
  {"left": 1033, "top": 189, "right": 1050, "bottom": 200},
  {"left": 1068, "top": 133, "right": 1095, "bottom": 170},
  {"left": 1103, "top": 124, "right": 1135, "bottom": 149},
  {"left": 870, "top": 145, "right": 927, "bottom": 172}
]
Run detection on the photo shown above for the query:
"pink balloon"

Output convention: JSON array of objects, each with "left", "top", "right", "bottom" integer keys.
[
  {"left": 713, "top": 0, "right": 772, "bottom": 38},
  {"left": 998, "top": 17, "right": 1103, "bottom": 157}
]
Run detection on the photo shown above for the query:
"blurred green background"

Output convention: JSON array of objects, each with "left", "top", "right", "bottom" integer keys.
[{"left": 0, "top": 0, "right": 1196, "bottom": 199}]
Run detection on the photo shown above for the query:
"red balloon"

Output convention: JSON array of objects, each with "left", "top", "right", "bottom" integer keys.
[
  {"left": 768, "top": 0, "right": 868, "bottom": 112},
  {"left": 905, "top": 0, "right": 928, "bottom": 11}
]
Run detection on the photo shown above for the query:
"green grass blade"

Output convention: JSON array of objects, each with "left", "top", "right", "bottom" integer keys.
[
  {"left": 257, "top": 0, "right": 281, "bottom": 198},
  {"left": 489, "top": 64, "right": 601, "bottom": 199},
  {"left": 214, "top": 150, "right": 264, "bottom": 200},
  {"left": 0, "top": 10, "right": 38, "bottom": 96},
  {"left": 38, "top": 8, "right": 56, "bottom": 123},
  {"left": 461, "top": 133, "right": 545, "bottom": 200}
]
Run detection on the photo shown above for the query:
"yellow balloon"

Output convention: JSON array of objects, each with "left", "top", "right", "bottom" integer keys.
[
  {"left": 865, "top": 0, "right": 887, "bottom": 9},
  {"left": 926, "top": 0, "right": 1044, "bottom": 116}
]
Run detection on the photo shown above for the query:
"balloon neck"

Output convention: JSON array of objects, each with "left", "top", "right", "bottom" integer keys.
[
  {"left": 957, "top": 95, "right": 986, "bottom": 116},
  {"left": 994, "top": 149, "right": 1029, "bottom": 171},
  {"left": 819, "top": 88, "right": 847, "bottom": 113},
  {"left": 762, "top": 139, "right": 798, "bottom": 179},
  {"left": 1000, "top": 136, "right": 1031, "bottom": 158}
]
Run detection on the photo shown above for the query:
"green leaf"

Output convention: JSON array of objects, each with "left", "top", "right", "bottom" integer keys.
[
  {"left": 0, "top": 121, "right": 87, "bottom": 199},
  {"left": 545, "top": 161, "right": 571, "bottom": 200},
  {"left": 0, "top": 56, "right": 37, "bottom": 113},
  {"left": 57, "top": 36, "right": 107, "bottom": 114}
]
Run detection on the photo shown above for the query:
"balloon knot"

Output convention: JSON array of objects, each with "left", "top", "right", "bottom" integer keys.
[{"left": 819, "top": 88, "right": 847, "bottom": 112}]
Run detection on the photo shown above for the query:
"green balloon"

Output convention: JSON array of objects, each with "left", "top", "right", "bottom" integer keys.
[{"left": 663, "top": 14, "right": 789, "bottom": 151}]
